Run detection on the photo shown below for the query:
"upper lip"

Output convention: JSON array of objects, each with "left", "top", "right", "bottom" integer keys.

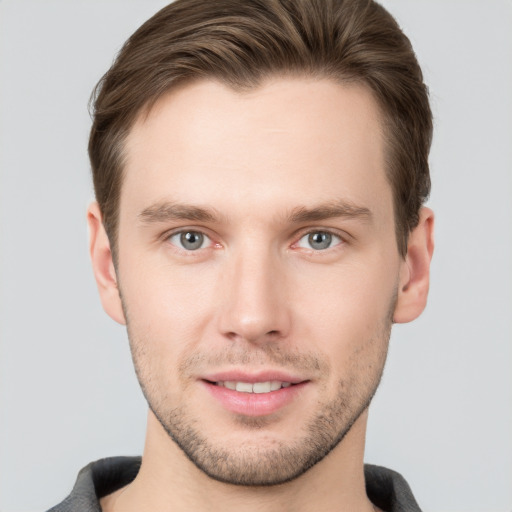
[{"left": 201, "top": 370, "right": 307, "bottom": 384}]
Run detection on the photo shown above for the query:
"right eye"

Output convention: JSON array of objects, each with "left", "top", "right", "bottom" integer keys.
[
  {"left": 296, "top": 230, "right": 343, "bottom": 251},
  {"left": 168, "top": 231, "right": 211, "bottom": 251}
]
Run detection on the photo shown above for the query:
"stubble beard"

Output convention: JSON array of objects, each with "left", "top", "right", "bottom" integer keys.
[
  {"left": 153, "top": 375, "right": 384, "bottom": 487},
  {"left": 124, "top": 297, "right": 394, "bottom": 487}
]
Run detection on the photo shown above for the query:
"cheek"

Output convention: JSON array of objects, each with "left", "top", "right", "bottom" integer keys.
[
  {"left": 119, "top": 258, "right": 219, "bottom": 384},
  {"left": 292, "top": 259, "right": 397, "bottom": 341},
  {"left": 288, "top": 262, "right": 396, "bottom": 397},
  {"left": 295, "top": 268, "right": 394, "bottom": 397},
  {"left": 121, "top": 253, "right": 216, "bottom": 324}
]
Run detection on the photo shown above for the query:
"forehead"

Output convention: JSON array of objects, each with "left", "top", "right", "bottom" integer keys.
[{"left": 121, "top": 78, "right": 391, "bottom": 224}]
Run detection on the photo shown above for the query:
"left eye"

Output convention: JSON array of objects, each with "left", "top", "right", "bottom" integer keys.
[
  {"left": 169, "top": 231, "right": 210, "bottom": 251},
  {"left": 297, "top": 231, "right": 342, "bottom": 251}
]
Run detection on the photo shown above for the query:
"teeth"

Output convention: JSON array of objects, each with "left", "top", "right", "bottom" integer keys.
[
  {"left": 253, "top": 382, "right": 271, "bottom": 394},
  {"left": 216, "top": 381, "right": 292, "bottom": 393},
  {"left": 236, "top": 382, "right": 253, "bottom": 393},
  {"left": 270, "top": 381, "right": 281, "bottom": 391}
]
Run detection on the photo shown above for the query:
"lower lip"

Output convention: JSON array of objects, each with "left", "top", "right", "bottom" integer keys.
[{"left": 201, "top": 381, "right": 307, "bottom": 416}]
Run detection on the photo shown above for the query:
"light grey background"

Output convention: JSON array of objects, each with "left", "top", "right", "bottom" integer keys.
[{"left": 1, "top": 1, "right": 511, "bottom": 511}]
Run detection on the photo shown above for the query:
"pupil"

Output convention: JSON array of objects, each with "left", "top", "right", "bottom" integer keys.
[
  {"left": 309, "top": 232, "right": 331, "bottom": 250},
  {"left": 181, "top": 231, "right": 203, "bottom": 250}
]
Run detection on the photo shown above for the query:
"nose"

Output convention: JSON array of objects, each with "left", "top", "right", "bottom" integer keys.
[{"left": 217, "top": 244, "right": 291, "bottom": 345}]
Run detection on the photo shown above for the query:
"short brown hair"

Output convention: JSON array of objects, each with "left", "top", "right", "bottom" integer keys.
[{"left": 89, "top": 0, "right": 432, "bottom": 258}]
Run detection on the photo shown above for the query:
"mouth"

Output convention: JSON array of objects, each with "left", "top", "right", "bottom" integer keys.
[
  {"left": 207, "top": 380, "right": 293, "bottom": 394},
  {"left": 201, "top": 374, "right": 308, "bottom": 416}
]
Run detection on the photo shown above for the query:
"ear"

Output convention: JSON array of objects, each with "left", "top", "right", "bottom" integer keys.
[
  {"left": 393, "top": 207, "right": 435, "bottom": 323},
  {"left": 87, "top": 202, "right": 126, "bottom": 325}
]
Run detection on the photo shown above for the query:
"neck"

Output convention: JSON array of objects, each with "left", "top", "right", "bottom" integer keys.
[{"left": 101, "top": 410, "right": 376, "bottom": 512}]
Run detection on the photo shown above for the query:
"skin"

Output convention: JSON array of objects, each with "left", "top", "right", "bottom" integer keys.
[{"left": 89, "top": 78, "right": 434, "bottom": 512}]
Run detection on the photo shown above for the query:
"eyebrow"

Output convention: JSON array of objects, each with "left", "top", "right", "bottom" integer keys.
[
  {"left": 139, "top": 202, "right": 219, "bottom": 223},
  {"left": 287, "top": 201, "right": 372, "bottom": 223},
  {"left": 138, "top": 199, "right": 372, "bottom": 225}
]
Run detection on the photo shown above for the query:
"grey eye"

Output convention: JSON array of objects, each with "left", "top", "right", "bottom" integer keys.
[
  {"left": 297, "top": 231, "right": 341, "bottom": 250},
  {"left": 169, "top": 231, "right": 209, "bottom": 251}
]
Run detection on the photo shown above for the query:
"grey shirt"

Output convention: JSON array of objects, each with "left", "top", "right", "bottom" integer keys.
[{"left": 47, "top": 457, "right": 422, "bottom": 512}]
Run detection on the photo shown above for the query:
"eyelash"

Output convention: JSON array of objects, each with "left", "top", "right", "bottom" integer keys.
[
  {"left": 294, "top": 230, "right": 344, "bottom": 252},
  {"left": 164, "top": 229, "right": 218, "bottom": 255},
  {"left": 163, "top": 228, "right": 347, "bottom": 255}
]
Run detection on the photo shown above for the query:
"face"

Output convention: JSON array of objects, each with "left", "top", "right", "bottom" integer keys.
[{"left": 111, "top": 78, "right": 406, "bottom": 485}]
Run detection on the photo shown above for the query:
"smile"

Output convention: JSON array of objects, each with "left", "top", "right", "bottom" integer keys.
[
  {"left": 214, "top": 381, "right": 293, "bottom": 393},
  {"left": 203, "top": 378, "right": 307, "bottom": 416}
]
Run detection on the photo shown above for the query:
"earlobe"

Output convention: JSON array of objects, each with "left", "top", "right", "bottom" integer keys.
[
  {"left": 393, "top": 207, "right": 435, "bottom": 324},
  {"left": 87, "top": 202, "right": 126, "bottom": 325}
]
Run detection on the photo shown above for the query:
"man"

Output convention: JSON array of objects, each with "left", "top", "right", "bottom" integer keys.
[{"left": 50, "top": 0, "right": 434, "bottom": 510}]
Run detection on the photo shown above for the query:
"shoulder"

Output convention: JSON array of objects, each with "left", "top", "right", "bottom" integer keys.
[
  {"left": 364, "top": 464, "right": 422, "bottom": 512},
  {"left": 46, "top": 457, "right": 141, "bottom": 512}
]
